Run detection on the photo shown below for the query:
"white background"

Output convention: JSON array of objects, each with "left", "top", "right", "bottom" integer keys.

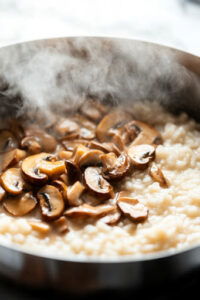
[{"left": 0, "top": 0, "right": 200, "bottom": 55}]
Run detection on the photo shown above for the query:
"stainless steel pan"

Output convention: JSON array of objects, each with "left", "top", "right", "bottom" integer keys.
[{"left": 0, "top": 37, "right": 200, "bottom": 294}]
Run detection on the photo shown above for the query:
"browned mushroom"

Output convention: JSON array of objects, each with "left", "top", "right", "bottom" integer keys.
[
  {"left": 128, "top": 144, "right": 155, "bottom": 169},
  {"left": 62, "top": 139, "right": 89, "bottom": 152},
  {"left": 21, "top": 136, "right": 41, "bottom": 154},
  {"left": 67, "top": 181, "right": 85, "bottom": 206},
  {"left": 65, "top": 203, "right": 115, "bottom": 217},
  {"left": 80, "top": 100, "right": 103, "bottom": 122},
  {"left": 72, "top": 145, "right": 90, "bottom": 164},
  {"left": 3, "top": 192, "right": 37, "bottom": 216},
  {"left": 1, "top": 168, "right": 25, "bottom": 195},
  {"left": 101, "top": 152, "right": 131, "bottom": 179},
  {"left": 79, "top": 127, "right": 95, "bottom": 140},
  {"left": 84, "top": 167, "right": 113, "bottom": 199},
  {"left": 37, "top": 185, "right": 65, "bottom": 220},
  {"left": 78, "top": 149, "right": 103, "bottom": 168},
  {"left": 96, "top": 110, "right": 133, "bottom": 142},
  {"left": 128, "top": 120, "right": 162, "bottom": 146},
  {"left": 0, "top": 130, "right": 18, "bottom": 153},
  {"left": 58, "top": 150, "right": 72, "bottom": 160},
  {"left": 25, "top": 127, "right": 57, "bottom": 152},
  {"left": 55, "top": 119, "right": 79, "bottom": 137},
  {"left": 21, "top": 153, "right": 55, "bottom": 184},
  {"left": 0, "top": 148, "right": 26, "bottom": 172},
  {"left": 51, "top": 180, "right": 68, "bottom": 202},
  {"left": 117, "top": 192, "right": 148, "bottom": 222},
  {"left": 149, "top": 163, "right": 168, "bottom": 187},
  {"left": 29, "top": 220, "right": 50, "bottom": 234},
  {"left": 65, "top": 160, "right": 82, "bottom": 185},
  {"left": 0, "top": 185, "right": 5, "bottom": 201},
  {"left": 53, "top": 216, "right": 69, "bottom": 234},
  {"left": 38, "top": 160, "right": 66, "bottom": 177},
  {"left": 98, "top": 207, "right": 121, "bottom": 225}
]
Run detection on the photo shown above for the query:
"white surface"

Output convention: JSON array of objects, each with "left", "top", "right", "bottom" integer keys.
[{"left": 0, "top": 0, "right": 200, "bottom": 55}]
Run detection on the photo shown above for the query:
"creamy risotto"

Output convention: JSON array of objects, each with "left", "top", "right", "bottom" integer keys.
[{"left": 0, "top": 101, "right": 200, "bottom": 259}]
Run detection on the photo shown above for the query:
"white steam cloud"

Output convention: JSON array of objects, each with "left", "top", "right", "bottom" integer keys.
[{"left": 0, "top": 37, "right": 200, "bottom": 121}]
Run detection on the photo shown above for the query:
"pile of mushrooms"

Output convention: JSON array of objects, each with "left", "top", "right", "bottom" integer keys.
[{"left": 0, "top": 100, "right": 168, "bottom": 234}]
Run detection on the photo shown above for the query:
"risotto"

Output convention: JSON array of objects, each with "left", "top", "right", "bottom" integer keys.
[{"left": 0, "top": 101, "right": 200, "bottom": 259}]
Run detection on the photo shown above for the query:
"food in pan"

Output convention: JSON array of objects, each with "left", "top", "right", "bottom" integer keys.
[{"left": 0, "top": 100, "right": 199, "bottom": 258}]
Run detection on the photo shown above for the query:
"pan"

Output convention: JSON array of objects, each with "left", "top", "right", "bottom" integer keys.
[{"left": 0, "top": 37, "right": 200, "bottom": 294}]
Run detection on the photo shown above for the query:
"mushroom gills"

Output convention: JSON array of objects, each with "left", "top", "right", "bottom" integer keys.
[{"left": 37, "top": 185, "right": 65, "bottom": 220}]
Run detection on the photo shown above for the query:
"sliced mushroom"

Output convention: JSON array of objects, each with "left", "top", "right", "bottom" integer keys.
[
  {"left": 80, "top": 100, "right": 103, "bottom": 122},
  {"left": 0, "top": 185, "right": 5, "bottom": 201},
  {"left": 38, "top": 160, "right": 66, "bottom": 178},
  {"left": 149, "top": 163, "right": 168, "bottom": 187},
  {"left": 1, "top": 168, "right": 24, "bottom": 195},
  {"left": 55, "top": 119, "right": 79, "bottom": 137},
  {"left": 3, "top": 192, "right": 37, "bottom": 216},
  {"left": 65, "top": 203, "right": 115, "bottom": 218},
  {"left": 96, "top": 110, "right": 133, "bottom": 142},
  {"left": 65, "top": 160, "right": 82, "bottom": 185},
  {"left": 62, "top": 139, "right": 89, "bottom": 152},
  {"left": 81, "top": 192, "right": 102, "bottom": 206},
  {"left": 25, "top": 127, "right": 57, "bottom": 152},
  {"left": 21, "top": 153, "right": 55, "bottom": 184},
  {"left": 58, "top": 150, "right": 72, "bottom": 160},
  {"left": 51, "top": 180, "right": 68, "bottom": 202},
  {"left": 101, "top": 152, "right": 131, "bottom": 179},
  {"left": 89, "top": 141, "right": 114, "bottom": 153},
  {"left": 78, "top": 149, "right": 103, "bottom": 168},
  {"left": 72, "top": 145, "right": 90, "bottom": 164},
  {"left": 1, "top": 148, "right": 26, "bottom": 172},
  {"left": 98, "top": 207, "right": 121, "bottom": 225},
  {"left": 53, "top": 216, "right": 69, "bottom": 234},
  {"left": 67, "top": 181, "right": 85, "bottom": 206},
  {"left": 128, "top": 120, "right": 162, "bottom": 146},
  {"left": 84, "top": 167, "right": 113, "bottom": 199},
  {"left": 29, "top": 221, "right": 50, "bottom": 234},
  {"left": 117, "top": 192, "right": 148, "bottom": 222},
  {"left": 37, "top": 185, "right": 65, "bottom": 220},
  {"left": 128, "top": 144, "right": 155, "bottom": 169},
  {"left": 78, "top": 127, "right": 95, "bottom": 140},
  {"left": 21, "top": 136, "right": 41, "bottom": 154},
  {"left": 0, "top": 130, "right": 18, "bottom": 153}
]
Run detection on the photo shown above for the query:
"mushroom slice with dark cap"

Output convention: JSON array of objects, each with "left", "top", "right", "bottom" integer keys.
[
  {"left": 96, "top": 110, "right": 133, "bottom": 142},
  {"left": 65, "top": 160, "right": 82, "bottom": 185},
  {"left": 65, "top": 203, "right": 115, "bottom": 218},
  {"left": 78, "top": 149, "right": 104, "bottom": 168},
  {"left": 3, "top": 192, "right": 37, "bottom": 216},
  {"left": 1, "top": 168, "right": 24, "bottom": 195},
  {"left": 101, "top": 152, "right": 131, "bottom": 180},
  {"left": 21, "top": 153, "right": 55, "bottom": 184},
  {"left": 0, "top": 148, "right": 26, "bottom": 172},
  {"left": 51, "top": 180, "right": 68, "bottom": 203},
  {"left": 25, "top": 127, "right": 57, "bottom": 152},
  {"left": 117, "top": 191, "right": 148, "bottom": 223},
  {"left": 128, "top": 144, "right": 155, "bottom": 169},
  {"left": 37, "top": 185, "right": 65, "bottom": 221},
  {"left": 128, "top": 120, "right": 162, "bottom": 146},
  {"left": 84, "top": 167, "right": 113, "bottom": 199},
  {"left": 149, "top": 163, "right": 168, "bottom": 187},
  {"left": 0, "top": 185, "right": 5, "bottom": 201},
  {"left": 0, "top": 130, "right": 18, "bottom": 153},
  {"left": 21, "top": 136, "right": 42, "bottom": 154}
]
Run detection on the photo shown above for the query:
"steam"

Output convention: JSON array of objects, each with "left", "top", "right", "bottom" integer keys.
[{"left": 0, "top": 37, "right": 200, "bottom": 121}]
